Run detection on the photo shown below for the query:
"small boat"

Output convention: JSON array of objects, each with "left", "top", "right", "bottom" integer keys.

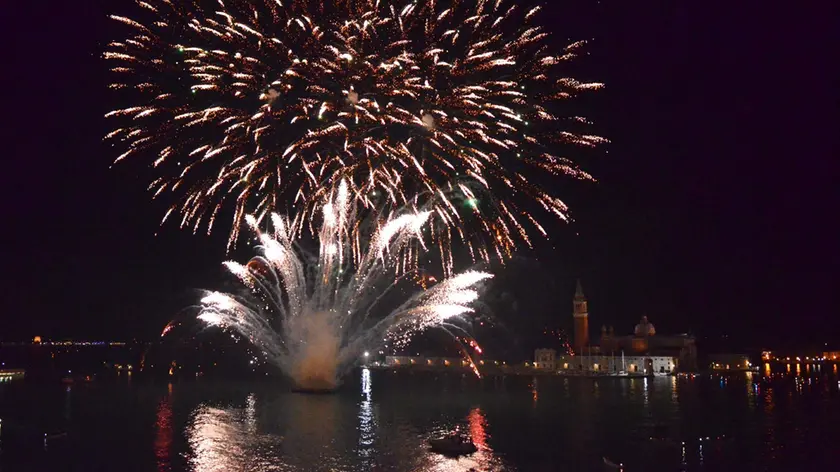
[{"left": 428, "top": 433, "right": 477, "bottom": 456}]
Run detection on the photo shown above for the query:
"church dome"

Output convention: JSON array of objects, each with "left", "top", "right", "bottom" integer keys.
[{"left": 634, "top": 316, "right": 656, "bottom": 336}]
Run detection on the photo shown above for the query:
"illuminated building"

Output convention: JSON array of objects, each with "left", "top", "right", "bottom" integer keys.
[
  {"left": 708, "top": 354, "right": 752, "bottom": 371},
  {"left": 385, "top": 356, "right": 478, "bottom": 368},
  {"left": 534, "top": 349, "right": 557, "bottom": 370},
  {"left": 823, "top": 351, "right": 840, "bottom": 361},
  {"left": 33, "top": 336, "right": 42, "bottom": 344},
  {"left": 0, "top": 370, "right": 26, "bottom": 382},
  {"left": 552, "top": 353, "right": 676, "bottom": 375},
  {"left": 572, "top": 279, "right": 589, "bottom": 353},
  {"left": 536, "top": 285, "right": 699, "bottom": 373}
]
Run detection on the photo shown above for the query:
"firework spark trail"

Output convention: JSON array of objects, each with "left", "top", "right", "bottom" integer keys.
[
  {"left": 197, "top": 181, "right": 492, "bottom": 389},
  {"left": 106, "top": 0, "right": 604, "bottom": 267}
]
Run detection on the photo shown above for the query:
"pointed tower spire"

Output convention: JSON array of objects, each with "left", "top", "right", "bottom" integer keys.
[{"left": 575, "top": 278, "right": 585, "bottom": 299}]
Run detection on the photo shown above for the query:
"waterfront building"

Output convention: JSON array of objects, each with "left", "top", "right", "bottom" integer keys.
[
  {"left": 708, "top": 354, "right": 752, "bottom": 371},
  {"left": 534, "top": 281, "right": 698, "bottom": 373},
  {"left": 823, "top": 351, "right": 840, "bottom": 361},
  {"left": 556, "top": 354, "right": 675, "bottom": 375},
  {"left": 0, "top": 369, "right": 25, "bottom": 382},
  {"left": 534, "top": 349, "right": 557, "bottom": 370},
  {"left": 599, "top": 321, "right": 697, "bottom": 371},
  {"left": 533, "top": 348, "right": 677, "bottom": 375}
]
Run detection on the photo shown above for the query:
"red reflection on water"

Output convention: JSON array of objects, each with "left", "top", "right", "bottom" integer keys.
[
  {"left": 155, "top": 384, "right": 173, "bottom": 472},
  {"left": 428, "top": 408, "right": 495, "bottom": 471},
  {"left": 468, "top": 408, "right": 488, "bottom": 452}
]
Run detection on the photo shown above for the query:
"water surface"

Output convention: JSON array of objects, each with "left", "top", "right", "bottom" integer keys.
[{"left": 1, "top": 368, "right": 838, "bottom": 471}]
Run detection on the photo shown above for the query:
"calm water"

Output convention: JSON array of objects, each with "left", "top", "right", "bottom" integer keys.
[{"left": 1, "top": 367, "right": 839, "bottom": 471}]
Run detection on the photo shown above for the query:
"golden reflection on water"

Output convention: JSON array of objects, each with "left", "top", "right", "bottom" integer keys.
[
  {"left": 670, "top": 374, "right": 678, "bottom": 403},
  {"left": 186, "top": 391, "right": 279, "bottom": 472},
  {"left": 187, "top": 406, "right": 239, "bottom": 472},
  {"left": 531, "top": 377, "right": 538, "bottom": 404}
]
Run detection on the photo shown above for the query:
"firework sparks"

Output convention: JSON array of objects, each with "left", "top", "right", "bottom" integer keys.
[
  {"left": 197, "top": 182, "right": 492, "bottom": 389},
  {"left": 106, "top": 0, "right": 603, "bottom": 265}
]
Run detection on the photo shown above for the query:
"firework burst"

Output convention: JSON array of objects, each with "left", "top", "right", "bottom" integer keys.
[
  {"left": 197, "top": 180, "right": 492, "bottom": 389},
  {"left": 106, "top": 0, "right": 604, "bottom": 270}
]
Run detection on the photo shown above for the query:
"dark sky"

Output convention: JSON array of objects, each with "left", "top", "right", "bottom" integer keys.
[{"left": 1, "top": 1, "right": 834, "bottom": 349}]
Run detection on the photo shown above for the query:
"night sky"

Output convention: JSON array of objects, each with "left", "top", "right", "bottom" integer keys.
[{"left": 2, "top": 1, "right": 834, "bottom": 350}]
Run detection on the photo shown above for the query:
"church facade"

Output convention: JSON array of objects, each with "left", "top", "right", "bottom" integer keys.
[{"left": 535, "top": 280, "right": 698, "bottom": 373}]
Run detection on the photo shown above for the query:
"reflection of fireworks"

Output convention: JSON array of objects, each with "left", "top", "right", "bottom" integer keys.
[
  {"left": 106, "top": 0, "right": 604, "bottom": 264},
  {"left": 544, "top": 327, "right": 574, "bottom": 355},
  {"left": 197, "top": 181, "right": 492, "bottom": 388}
]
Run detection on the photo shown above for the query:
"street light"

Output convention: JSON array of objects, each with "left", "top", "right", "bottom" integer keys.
[{"left": 364, "top": 351, "right": 370, "bottom": 358}]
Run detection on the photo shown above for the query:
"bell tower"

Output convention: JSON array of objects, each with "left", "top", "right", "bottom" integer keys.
[{"left": 573, "top": 279, "right": 589, "bottom": 353}]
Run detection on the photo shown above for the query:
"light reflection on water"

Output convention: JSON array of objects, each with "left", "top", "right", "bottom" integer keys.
[
  {"left": 183, "top": 370, "right": 508, "bottom": 472},
  {"left": 139, "top": 367, "right": 840, "bottom": 471},
  {"left": 357, "top": 368, "right": 375, "bottom": 463},
  {"left": 154, "top": 384, "right": 173, "bottom": 472}
]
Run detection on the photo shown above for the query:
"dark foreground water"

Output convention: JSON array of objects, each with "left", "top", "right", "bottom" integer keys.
[{"left": 1, "top": 367, "right": 839, "bottom": 471}]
